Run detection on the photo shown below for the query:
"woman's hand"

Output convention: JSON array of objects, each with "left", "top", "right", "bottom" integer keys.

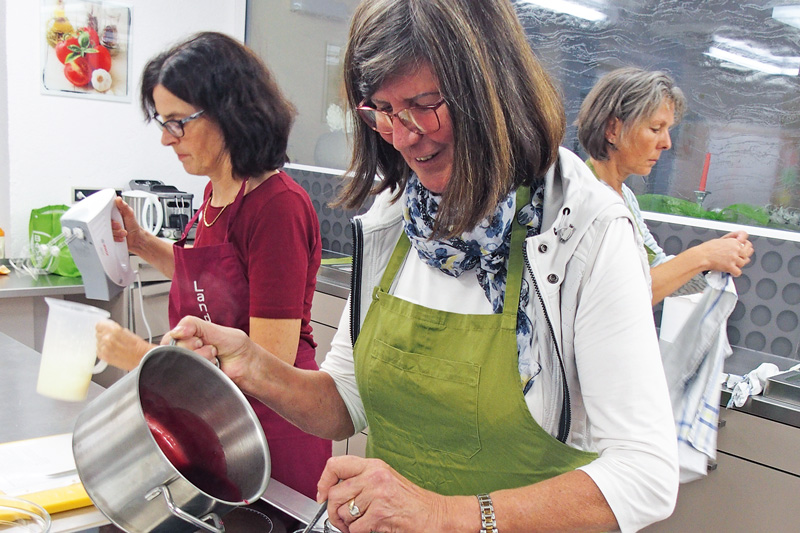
[
  {"left": 699, "top": 230, "right": 753, "bottom": 276},
  {"left": 95, "top": 319, "right": 154, "bottom": 371},
  {"left": 317, "top": 456, "right": 467, "bottom": 533},
  {"left": 651, "top": 230, "right": 755, "bottom": 304},
  {"left": 163, "top": 316, "right": 255, "bottom": 379},
  {"left": 110, "top": 196, "right": 175, "bottom": 278},
  {"left": 112, "top": 196, "right": 147, "bottom": 254}
]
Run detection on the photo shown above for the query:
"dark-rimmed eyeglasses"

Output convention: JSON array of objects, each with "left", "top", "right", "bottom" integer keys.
[
  {"left": 152, "top": 110, "right": 205, "bottom": 138},
  {"left": 356, "top": 98, "right": 446, "bottom": 135}
]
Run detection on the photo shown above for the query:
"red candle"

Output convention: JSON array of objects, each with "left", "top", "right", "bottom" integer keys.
[{"left": 699, "top": 152, "right": 711, "bottom": 192}]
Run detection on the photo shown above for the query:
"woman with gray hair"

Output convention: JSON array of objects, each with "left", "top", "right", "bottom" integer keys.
[
  {"left": 577, "top": 67, "right": 753, "bottom": 304},
  {"left": 168, "top": 3, "right": 678, "bottom": 532}
]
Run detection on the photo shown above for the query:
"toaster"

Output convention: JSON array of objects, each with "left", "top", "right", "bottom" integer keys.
[{"left": 129, "top": 180, "right": 194, "bottom": 240}]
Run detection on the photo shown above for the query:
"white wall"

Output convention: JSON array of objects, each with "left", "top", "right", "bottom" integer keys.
[
  {"left": 0, "top": 0, "right": 9, "bottom": 249},
  {"left": 3, "top": 0, "right": 246, "bottom": 256},
  {"left": 246, "top": 0, "right": 356, "bottom": 168}
]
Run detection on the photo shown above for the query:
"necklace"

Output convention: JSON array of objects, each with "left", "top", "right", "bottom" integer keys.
[{"left": 202, "top": 197, "right": 232, "bottom": 227}]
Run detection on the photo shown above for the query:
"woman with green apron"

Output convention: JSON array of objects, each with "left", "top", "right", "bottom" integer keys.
[
  {"left": 167, "top": 1, "right": 679, "bottom": 531},
  {"left": 355, "top": 186, "right": 595, "bottom": 496}
]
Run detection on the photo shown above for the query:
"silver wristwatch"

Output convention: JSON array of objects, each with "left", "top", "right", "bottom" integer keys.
[{"left": 477, "top": 493, "right": 498, "bottom": 533}]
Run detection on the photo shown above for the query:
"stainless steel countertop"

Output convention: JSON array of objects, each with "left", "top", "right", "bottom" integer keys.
[
  {"left": 0, "top": 258, "right": 344, "bottom": 301},
  {"left": 721, "top": 346, "right": 800, "bottom": 429},
  {"left": 0, "top": 331, "right": 104, "bottom": 443},
  {"left": 316, "top": 263, "right": 351, "bottom": 299},
  {"left": 0, "top": 262, "right": 84, "bottom": 299}
]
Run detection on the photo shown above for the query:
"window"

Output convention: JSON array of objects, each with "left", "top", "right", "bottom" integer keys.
[
  {"left": 518, "top": 0, "right": 800, "bottom": 233},
  {"left": 247, "top": 0, "right": 800, "bottom": 233}
]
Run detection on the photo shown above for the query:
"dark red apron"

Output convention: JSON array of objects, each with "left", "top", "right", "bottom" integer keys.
[{"left": 169, "top": 179, "right": 331, "bottom": 499}]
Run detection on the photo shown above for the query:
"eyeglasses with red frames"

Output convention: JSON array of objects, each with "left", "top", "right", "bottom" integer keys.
[{"left": 356, "top": 97, "right": 446, "bottom": 135}]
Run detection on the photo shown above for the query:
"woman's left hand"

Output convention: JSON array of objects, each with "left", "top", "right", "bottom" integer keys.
[
  {"left": 702, "top": 231, "right": 753, "bottom": 276},
  {"left": 95, "top": 319, "right": 154, "bottom": 371},
  {"left": 317, "top": 456, "right": 461, "bottom": 533}
]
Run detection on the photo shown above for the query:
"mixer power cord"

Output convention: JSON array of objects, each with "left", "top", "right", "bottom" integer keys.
[{"left": 131, "top": 270, "right": 154, "bottom": 344}]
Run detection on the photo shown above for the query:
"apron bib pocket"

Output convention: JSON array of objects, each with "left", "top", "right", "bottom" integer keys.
[{"left": 366, "top": 338, "right": 481, "bottom": 459}]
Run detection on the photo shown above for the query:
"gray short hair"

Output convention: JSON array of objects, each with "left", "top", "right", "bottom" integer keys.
[{"left": 576, "top": 67, "right": 686, "bottom": 161}]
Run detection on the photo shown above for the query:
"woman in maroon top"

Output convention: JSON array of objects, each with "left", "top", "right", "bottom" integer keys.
[{"left": 95, "top": 31, "right": 331, "bottom": 498}]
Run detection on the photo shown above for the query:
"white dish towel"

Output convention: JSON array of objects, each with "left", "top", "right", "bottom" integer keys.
[{"left": 659, "top": 271, "right": 738, "bottom": 484}]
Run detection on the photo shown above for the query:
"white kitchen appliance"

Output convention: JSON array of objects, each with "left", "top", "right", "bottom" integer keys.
[
  {"left": 129, "top": 179, "right": 194, "bottom": 240},
  {"left": 60, "top": 189, "right": 135, "bottom": 300},
  {"left": 121, "top": 190, "right": 163, "bottom": 236}
]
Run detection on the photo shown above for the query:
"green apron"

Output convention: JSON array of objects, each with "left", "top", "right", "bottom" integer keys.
[{"left": 353, "top": 187, "right": 596, "bottom": 496}]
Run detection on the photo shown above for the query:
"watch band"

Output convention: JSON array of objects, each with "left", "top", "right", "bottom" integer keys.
[{"left": 477, "top": 493, "right": 498, "bottom": 533}]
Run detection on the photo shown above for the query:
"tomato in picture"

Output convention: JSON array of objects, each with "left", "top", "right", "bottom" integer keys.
[
  {"left": 77, "top": 26, "right": 99, "bottom": 46},
  {"left": 55, "top": 36, "right": 79, "bottom": 64},
  {"left": 87, "top": 44, "right": 111, "bottom": 73},
  {"left": 64, "top": 58, "right": 91, "bottom": 86}
]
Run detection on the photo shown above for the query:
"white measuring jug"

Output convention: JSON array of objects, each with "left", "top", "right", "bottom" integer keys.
[{"left": 36, "top": 298, "right": 110, "bottom": 402}]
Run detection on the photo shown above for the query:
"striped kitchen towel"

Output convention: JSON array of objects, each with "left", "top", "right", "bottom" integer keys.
[{"left": 659, "top": 272, "right": 738, "bottom": 483}]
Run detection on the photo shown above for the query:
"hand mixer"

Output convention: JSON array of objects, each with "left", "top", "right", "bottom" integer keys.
[{"left": 60, "top": 189, "right": 135, "bottom": 300}]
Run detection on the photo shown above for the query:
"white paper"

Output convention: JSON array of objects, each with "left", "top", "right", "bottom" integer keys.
[
  {"left": 0, "top": 433, "right": 80, "bottom": 496},
  {"left": 659, "top": 293, "right": 703, "bottom": 344}
]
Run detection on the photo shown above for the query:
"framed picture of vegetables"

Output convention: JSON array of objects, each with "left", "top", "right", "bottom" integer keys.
[{"left": 41, "top": 0, "right": 132, "bottom": 101}]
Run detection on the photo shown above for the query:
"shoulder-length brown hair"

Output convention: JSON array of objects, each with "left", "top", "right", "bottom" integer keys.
[
  {"left": 140, "top": 32, "right": 296, "bottom": 179},
  {"left": 338, "top": 0, "right": 564, "bottom": 238}
]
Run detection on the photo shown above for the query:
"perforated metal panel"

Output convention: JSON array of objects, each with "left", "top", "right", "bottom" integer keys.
[
  {"left": 648, "top": 220, "right": 800, "bottom": 360},
  {"left": 287, "top": 167, "right": 373, "bottom": 256}
]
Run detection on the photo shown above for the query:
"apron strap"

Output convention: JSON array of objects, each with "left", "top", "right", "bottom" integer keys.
[
  {"left": 377, "top": 228, "right": 412, "bottom": 294},
  {"left": 178, "top": 178, "right": 249, "bottom": 244},
  {"left": 502, "top": 186, "right": 530, "bottom": 319},
  {"left": 179, "top": 198, "right": 206, "bottom": 243}
]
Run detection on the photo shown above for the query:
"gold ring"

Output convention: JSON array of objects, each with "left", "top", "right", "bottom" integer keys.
[{"left": 348, "top": 498, "right": 361, "bottom": 517}]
